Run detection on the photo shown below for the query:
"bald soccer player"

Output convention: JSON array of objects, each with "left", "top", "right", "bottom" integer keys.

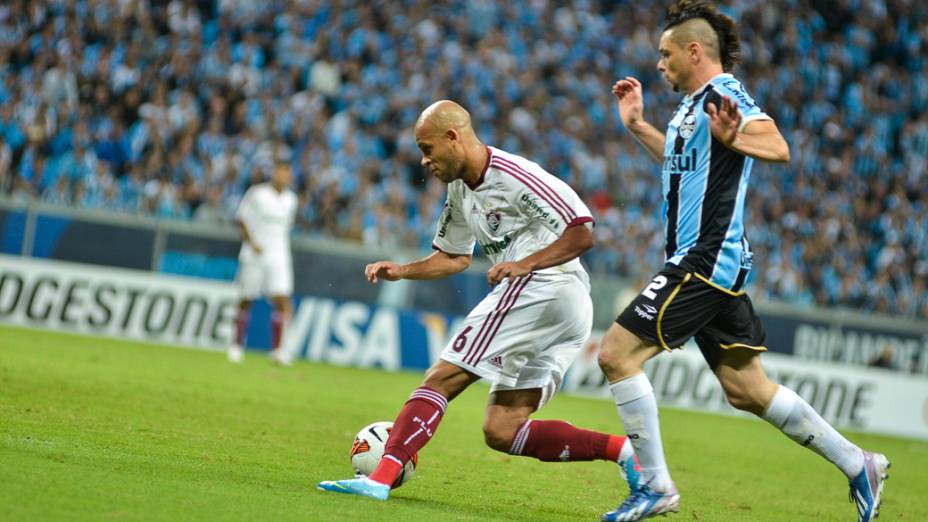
[
  {"left": 317, "top": 100, "right": 639, "bottom": 501},
  {"left": 599, "top": 2, "right": 889, "bottom": 521}
]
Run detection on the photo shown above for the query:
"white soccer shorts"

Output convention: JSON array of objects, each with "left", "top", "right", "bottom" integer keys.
[
  {"left": 236, "top": 256, "right": 293, "bottom": 300},
  {"left": 440, "top": 271, "right": 593, "bottom": 406}
]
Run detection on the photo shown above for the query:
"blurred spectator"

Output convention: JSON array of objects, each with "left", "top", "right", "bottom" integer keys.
[
  {"left": 868, "top": 345, "right": 897, "bottom": 370},
  {"left": 193, "top": 184, "right": 227, "bottom": 224},
  {"left": 0, "top": 0, "right": 924, "bottom": 322}
]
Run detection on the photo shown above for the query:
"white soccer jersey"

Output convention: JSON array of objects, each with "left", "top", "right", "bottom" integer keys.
[
  {"left": 235, "top": 182, "right": 298, "bottom": 262},
  {"left": 432, "top": 146, "right": 594, "bottom": 277}
]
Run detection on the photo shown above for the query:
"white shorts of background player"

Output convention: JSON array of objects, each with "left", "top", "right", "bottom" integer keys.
[{"left": 236, "top": 254, "right": 293, "bottom": 300}]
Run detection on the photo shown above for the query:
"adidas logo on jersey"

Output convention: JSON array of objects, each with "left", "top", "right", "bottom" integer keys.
[{"left": 488, "top": 356, "right": 503, "bottom": 368}]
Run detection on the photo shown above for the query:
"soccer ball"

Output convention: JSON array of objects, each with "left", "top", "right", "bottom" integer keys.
[{"left": 350, "top": 421, "right": 417, "bottom": 488}]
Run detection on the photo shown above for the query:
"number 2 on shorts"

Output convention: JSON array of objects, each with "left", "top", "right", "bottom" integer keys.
[{"left": 642, "top": 275, "right": 668, "bottom": 300}]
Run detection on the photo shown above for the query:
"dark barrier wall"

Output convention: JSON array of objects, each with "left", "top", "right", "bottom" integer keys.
[
  {"left": 160, "top": 233, "right": 240, "bottom": 282},
  {"left": 0, "top": 209, "right": 25, "bottom": 255},
  {"left": 159, "top": 233, "right": 385, "bottom": 304},
  {"left": 33, "top": 216, "right": 155, "bottom": 270},
  {"left": 764, "top": 313, "right": 928, "bottom": 373},
  {"left": 410, "top": 271, "right": 489, "bottom": 318},
  {"left": 290, "top": 250, "right": 381, "bottom": 303}
]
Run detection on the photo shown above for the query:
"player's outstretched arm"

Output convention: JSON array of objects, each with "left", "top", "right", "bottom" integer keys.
[
  {"left": 707, "top": 96, "right": 790, "bottom": 162},
  {"left": 487, "top": 224, "right": 593, "bottom": 285},
  {"left": 364, "top": 251, "right": 472, "bottom": 284},
  {"left": 612, "top": 77, "right": 666, "bottom": 162}
]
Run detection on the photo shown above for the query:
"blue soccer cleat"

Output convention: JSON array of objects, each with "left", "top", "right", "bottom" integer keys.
[
  {"left": 601, "top": 482, "right": 680, "bottom": 522},
  {"left": 618, "top": 454, "right": 641, "bottom": 493},
  {"left": 849, "top": 451, "right": 890, "bottom": 522},
  {"left": 316, "top": 477, "right": 390, "bottom": 501}
]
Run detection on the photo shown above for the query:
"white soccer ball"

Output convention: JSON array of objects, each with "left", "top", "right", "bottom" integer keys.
[{"left": 350, "top": 421, "right": 417, "bottom": 488}]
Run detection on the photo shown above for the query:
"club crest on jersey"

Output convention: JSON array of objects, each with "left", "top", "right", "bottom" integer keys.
[
  {"left": 486, "top": 210, "right": 501, "bottom": 232},
  {"left": 679, "top": 114, "right": 696, "bottom": 139}
]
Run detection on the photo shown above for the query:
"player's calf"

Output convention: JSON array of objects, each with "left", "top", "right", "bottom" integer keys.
[
  {"left": 505, "top": 419, "right": 640, "bottom": 493},
  {"left": 506, "top": 419, "right": 629, "bottom": 463}
]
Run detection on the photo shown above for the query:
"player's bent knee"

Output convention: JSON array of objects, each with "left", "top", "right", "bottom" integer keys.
[
  {"left": 597, "top": 326, "right": 646, "bottom": 379},
  {"left": 421, "top": 361, "right": 476, "bottom": 401},
  {"left": 722, "top": 387, "right": 766, "bottom": 414},
  {"left": 717, "top": 357, "right": 776, "bottom": 415},
  {"left": 421, "top": 370, "right": 456, "bottom": 398},
  {"left": 482, "top": 429, "right": 513, "bottom": 452},
  {"left": 596, "top": 328, "right": 623, "bottom": 367},
  {"left": 482, "top": 418, "right": 521, "bottom": 453},
  {"left": 596, "top": 345, "right": 622, "bottom": 375},
  {"left": 724, "top": 392, "right": 753, "bottom": 412},
  {"left": 482, "top": 409, "right": 528, "bottom": 453}
]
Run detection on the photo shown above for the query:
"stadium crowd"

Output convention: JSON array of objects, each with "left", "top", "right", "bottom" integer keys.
[{"left": 0, "top": 0, "right": 925, "bottom": 319}]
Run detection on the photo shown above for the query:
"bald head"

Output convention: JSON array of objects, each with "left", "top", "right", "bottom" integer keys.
[
  {"left": 413, "top": 100, "right": 487, "bottom": 184},
  {"left": 415, "top": 100, "right": 475, "bottom": 138},
  {"left": 666, "top": 17, "right": 720, "bottom": 65}
]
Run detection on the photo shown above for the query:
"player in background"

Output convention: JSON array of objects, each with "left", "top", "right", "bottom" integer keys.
[
  {"left": 318, "top": 100, "right": 639, "bottom": 501},
  {"left": 229, "top": 161, "right": 298, "bottom": 365},
  {"left": 598, "top": 2, "right": 889, "bottom": 521}
]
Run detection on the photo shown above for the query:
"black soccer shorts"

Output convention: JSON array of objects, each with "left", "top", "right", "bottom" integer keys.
[{"left": 616, "top": 264, "right": 767, "bottom": 369}]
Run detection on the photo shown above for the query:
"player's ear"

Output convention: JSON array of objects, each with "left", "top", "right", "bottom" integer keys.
[
  {"left": 688, "top": 41, "right": 700, "bottom": 64},
  {"left": 445, "top": 128, "right": 460, "bottom": 144}
]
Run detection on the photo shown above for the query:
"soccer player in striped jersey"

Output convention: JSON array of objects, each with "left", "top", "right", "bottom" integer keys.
[
  {"left": 597, "top": 2, "right": 888, "bottom": 521},
  {"left": 318, "top": 100, "right": 639, "bottom": 501}
]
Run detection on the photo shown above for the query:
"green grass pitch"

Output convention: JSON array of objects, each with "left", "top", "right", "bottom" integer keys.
[{"left": 1, "top": 325, "right": 926, "bottom": 521}]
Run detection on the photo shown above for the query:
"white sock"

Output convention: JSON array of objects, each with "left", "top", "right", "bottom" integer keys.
[
  {"left": 618, "top": 437, "right": 635, "bottom": 464},
  {"left": 609, "top": 373, "right": 673, "bottom": 491},
  {"left": 762, "top": 385, "right": 865, "bottom": 478}
]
